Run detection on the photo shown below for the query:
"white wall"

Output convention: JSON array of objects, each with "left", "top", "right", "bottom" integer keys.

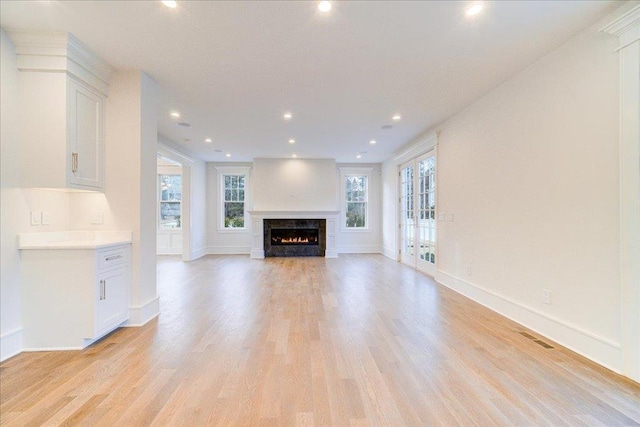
[
  {"left": 189, "top": 159, "right": 207, "bottom": 259},
  {"left": 253, "top": 158, "right": 338, "bottom": 211},
  {"left": 206, "top": 163, "right": 253, "bottom": 254},
  {"left": 206, "top": 158, "right": 383, "bottom": 255},
  {"left": 0, "top": 29, "right": 78, "bottom": 360},
  {"left": 336, "top": 164, "right": 382, "bottom": 254},
  {"left": 383, "top": 19, "right": 623, "bottom": 371},
  {"left": 70, "top": 71, "right": 159, "bottom": 326}
]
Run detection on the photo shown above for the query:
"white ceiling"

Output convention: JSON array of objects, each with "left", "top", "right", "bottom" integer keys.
[{"left": 1, "top": 0, "right": 619, "bottom": 163}]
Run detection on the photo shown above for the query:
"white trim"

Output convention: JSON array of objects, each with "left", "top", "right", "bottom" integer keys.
[
  {"left": 6, "top": 30, "right": 113, "bottom": 95},
  {"left": 0, "top": 328, "right": 23, "bottom": 362},
  {"left": 157, "top": 140, "right": 195, "bottom": 166},
  {"left": 190, "top": 247, "right": 208, "bottom": 261},
  {"left": 601, "top": 4, "right": 640, "bottom": 383},
  {"left": 125, "top": 296, "right": 160, "bottom": 327},
  {"left": 392, "top": 131, "right": 438, "bottom": 164},
  {"left": 339, "top": 167, "right": 373, "bottom": 232},
  {"left": 157, "top": 248, "right": 181, "bottom": 255},
  {"left": 215, "top": 165, "right": 252, "bottom": 232},
  {"left": 22, "top": 346, "right": 84, "bottom": 352},
  {"left": 382, "top": 246, "right": 398, "bottom": 260},
  {"left": 436, "top": 270, "right": 623, "bottom": 373},
  {"left": 207, "top": 246, "right": 251, "bottom": 255}
]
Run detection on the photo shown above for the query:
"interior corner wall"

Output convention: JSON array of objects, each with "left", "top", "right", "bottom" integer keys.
[
  {"left": 188, "top": 159, "right": 207, "bottom": 260},
  {"left": 430, "top": 23, "right": 622, "bottom": 371}
]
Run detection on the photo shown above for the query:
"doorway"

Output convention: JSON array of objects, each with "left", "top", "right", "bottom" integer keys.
[{"left": 399, "top": 149, "right": 437, "bottom": 277}]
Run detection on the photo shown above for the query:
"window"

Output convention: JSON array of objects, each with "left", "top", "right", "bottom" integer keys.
[
  {"left": 223, "top": 174, "right": 246, "bottom": 228},
  {"left": 345, "top": 175, "right": 367, "bottom": 228},
  {"left": 159, "top": 174, "right": 182, "bottom": 229}
]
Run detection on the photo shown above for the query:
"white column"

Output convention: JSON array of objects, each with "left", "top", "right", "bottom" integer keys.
[{"left": 602, "top": 4, "right": 640, "bottom": 383}]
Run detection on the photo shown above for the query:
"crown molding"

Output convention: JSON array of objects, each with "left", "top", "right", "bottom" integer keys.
[
  {"left": 601, "top": 4, "right": 640, "bottom": 48},
  {"left": 5, "top": 30, "right": 114, "bottom": 95}
]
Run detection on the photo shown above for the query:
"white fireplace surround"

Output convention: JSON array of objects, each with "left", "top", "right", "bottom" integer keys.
[{"left": 248, "top": 210, "right": 339, "bottom": 258}]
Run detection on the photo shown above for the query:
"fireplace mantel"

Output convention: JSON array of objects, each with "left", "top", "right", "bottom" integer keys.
[{"left": 248, "top": 210, "right": 339, "bottom": 258}]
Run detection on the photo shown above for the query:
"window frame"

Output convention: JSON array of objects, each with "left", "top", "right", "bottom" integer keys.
[
  {"left": 215, "top": 165, "right": 251, "bottom": 233},
  {"left": 339, "top": 167, "right": 373, "bottom": 232},
  {"left": 158, "top": 173, "right": 182, "bottom": 231}
]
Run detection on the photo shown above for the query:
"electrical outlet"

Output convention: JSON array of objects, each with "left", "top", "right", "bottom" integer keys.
[
  {"left": 542, "top": 289, "right": 552, "bottom": 305},
  {"left": 447, "top": 213, "right": 454, "bottom": 222},
  {"left": 90, "top": 212, "right": 104, "bottom": 225},
  {"left": 438, "top": 213, "right": 446, "bottom": 221},
  {"left": 41, "top": 212, "right": 52, "bottom": 225},
  {"left": 466, "top": 265, "right": 472, "bottom": 276},
  {"left": 30, "top": 211, "right": 41, "bottom": 226}
]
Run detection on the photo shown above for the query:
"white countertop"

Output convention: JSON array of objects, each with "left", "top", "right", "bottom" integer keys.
[{"left": 18, "top": 231, "right": 132, "bottom": 250}]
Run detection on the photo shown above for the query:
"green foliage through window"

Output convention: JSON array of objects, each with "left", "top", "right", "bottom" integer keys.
[
  {"left": 223, "top": 175, "right": 245, "bottom": 228},
  {"left": 345, "top": 175, "right": 367, "bottom": 228}
]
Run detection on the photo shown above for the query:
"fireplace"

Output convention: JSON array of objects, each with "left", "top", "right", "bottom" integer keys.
[{"left": 264, "top": 219, "right": 326, "bottom": 257}]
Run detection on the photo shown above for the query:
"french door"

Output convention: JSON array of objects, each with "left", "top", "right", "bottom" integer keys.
[{"left": 400, "top": 150, "right": 436, "bottom": 276}]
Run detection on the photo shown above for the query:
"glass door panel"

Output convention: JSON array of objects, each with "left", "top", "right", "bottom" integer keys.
[{"left": 399, "top": 150, "right": 436, "bottom": 276}]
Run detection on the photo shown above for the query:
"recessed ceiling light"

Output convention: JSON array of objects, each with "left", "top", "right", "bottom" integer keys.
[
  {"left": 205, "top": 138, "right": 212, "bottom": 143},
  {"left": 177, "top": 122, "right": 191, "bottom": 127},
  {"left": 369, "top": 140, "right": 376, "bottom": 145},
  {"left": 356, "top": 154, "right": 362, "bottom": 159},
  {"left": 466, "top": 2, "right": 483, "bottom": 16},
  {"left": 289, "top": 139, "right": 295, "bottom": 144},
  {"left": 392, "top": 114, "right": 402, "bottom": 121},
  {"left": 318, "top": 1, "right": 331, "bottom": 12},
  {"left": 162, "top": 0, "right": 177, "bottom": 8},
  {"left": 170, "top": 111, "right": 180, "bottom": 118},
  {"left": 225, "top": 153, "right": 231, "bottom": 158},
  {"left": 283, "top": 112, "right": 292, "bottom": 120},
  {"left": 292, "top": 154, "right": 297, "bottom": 158}
]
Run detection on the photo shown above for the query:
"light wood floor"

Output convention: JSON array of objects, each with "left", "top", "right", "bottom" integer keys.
[{"left": 2, "top": 255, "right": 639, "bottom": 426}]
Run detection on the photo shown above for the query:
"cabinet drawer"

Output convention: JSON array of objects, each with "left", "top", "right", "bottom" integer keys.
[{"left": 98, "top": 248, "right": 127, "bottom": 270}]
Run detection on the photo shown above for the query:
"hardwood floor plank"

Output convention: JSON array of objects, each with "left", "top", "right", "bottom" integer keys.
[{"left": 1, "top": 254, "right": 638, "bottom": 426}]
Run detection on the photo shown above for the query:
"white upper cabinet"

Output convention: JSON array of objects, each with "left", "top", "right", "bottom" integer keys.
[{"left": 9, "top": 31, "right": 113, "bottom": 191}]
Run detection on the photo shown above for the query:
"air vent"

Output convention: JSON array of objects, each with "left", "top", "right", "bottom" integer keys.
[
  {"left": 381, "top": 125, "right": 393, "bottom": 130},
  {"left": 519, "top": 332, "right": 536, "bottom": 340},
  {"left": 534, "top": 340, "right": 554, "bottom": 349},
  {"left": 177, "top": 122, "right": 191, "bottom": 127}
]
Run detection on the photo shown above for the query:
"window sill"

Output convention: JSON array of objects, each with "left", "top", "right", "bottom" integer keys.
[
  {"left": 217, "top": 228, "right": 250, "bottom": 234},
  {"left": 341, "top": 227, "right": 371, "bottom": 233}
]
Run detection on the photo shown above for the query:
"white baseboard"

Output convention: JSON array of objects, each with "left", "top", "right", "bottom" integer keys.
[
  {"left": 125, "top": 296, "right": 160, "bottom": 327},
  {"left": 337, "top": 245, "right": 382, "bottom": 254},
  {"left": 0, "top": 328, "right": 23, "bottom": 361},
  {"left": 208, "top": 246, "right": 251, "bottom": 255},
  {"left": 382, "top": 246, "right": 397, "bottom": 260},
  {"left": 190, "top": 247, "right": 208, "bottom": 260},
  {"left": 325, "top": 249, "right": 339, "bottom": 258},
  {"left": 436, "top": 270, "right": 623, "bottom": 374},
  {"left": 250, "top": 248, "right": 265, "bottom": 259},
  {"left": 156, "top": 248, "right": 181, "bottom": 255}
]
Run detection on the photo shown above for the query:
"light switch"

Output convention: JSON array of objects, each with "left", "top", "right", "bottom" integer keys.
[
  {"left": 447, "top": 213, "right": 454, "bottom": 222},
  {"left": 41, "top": 212, "right": 52, "bottom": 225},
  {"left": 438, "top": 213, "right": 446, "bottom": 221},
  {"left": 30, "top": 211, "right": 41, "bottom": 226},
  {"left": 90, "top": 212, "right": 104, "bottom": 225}
]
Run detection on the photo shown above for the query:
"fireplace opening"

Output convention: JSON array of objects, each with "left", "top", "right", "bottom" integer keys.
[
  {"left": 271, "top": 229, "right": 319, "bottom": 246},
  {"left": 264, "top": 219, "right": 326, "bottom": 257}
]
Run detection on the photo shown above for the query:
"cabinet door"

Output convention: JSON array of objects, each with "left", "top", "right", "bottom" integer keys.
[
  {"left": 68, "top": 79, "right": 104, "bottom": 190},
  {"left": 96, "top": 267, "right": 128, "bottom": 337}
]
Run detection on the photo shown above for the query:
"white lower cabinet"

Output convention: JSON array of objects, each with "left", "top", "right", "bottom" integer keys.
[{"left": 20, "top": 243, "right": 131, "bottom": 350}]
